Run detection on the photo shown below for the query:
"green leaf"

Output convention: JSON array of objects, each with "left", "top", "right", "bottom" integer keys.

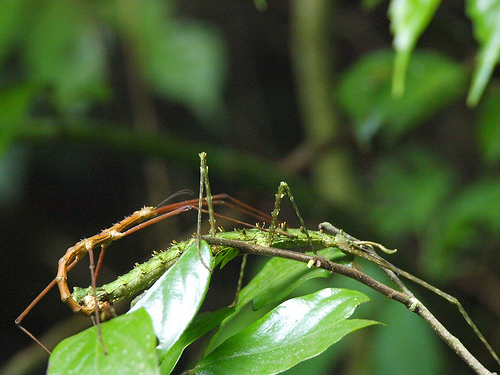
[
  {"left": 207, "top": 247, "right": 353, "bottom": 352},
  {"left": 47, "top": 309, "right": 159, "bottom": 375},
  {"left": 361, "top": 0, "right": 385, "bottom": 10},
  {"left": 372, "top": 302, "right": 444, "bottom": 375},
  {"left": 129, "top": 239, "right": 213, "bottom": 357},
  {"left": 254, "top": 0, "right": 267, "bottom": 11},
  {"left": 369, "top": 145, "right": 455, "bottom": 238},
  {"left": 338, "top": 50, "right": 467, "bottom": 146},
  {"left": 466, "top": 0, "right": 500, "bottom": 106},
  {"left": 244, "top": 247, "right": 352, "bottom": 311},
  {"left": 422, "top": 177, "right": 500, "bottom": 278},
  {"left": 389, "top": 0, "right": 442, "bottom": 96},
  {"left": 477, "top": 86, "right": 500, "bottom": 163},
  {"left": 113, "top": 0, "right": 227, "bottom": 121},
  {"left": 25, "top": 0, "right": 109, "bottom": 112},
  {"left": 160, "top": 308, "right": 234, "bottom": 374},
  {"left": 0, "top": 84, "right": 39, "bottom": 158},
  {"left": 194, "top": 288, "right": 378, "bottom": 375},
  {"left": 0, "top": 0, "right": 29, "bottom": 65}
]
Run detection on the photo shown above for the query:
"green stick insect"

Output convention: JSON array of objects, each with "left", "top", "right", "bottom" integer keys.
[{"left": 16, "top": 153, "right": 500, "bottom": 375}]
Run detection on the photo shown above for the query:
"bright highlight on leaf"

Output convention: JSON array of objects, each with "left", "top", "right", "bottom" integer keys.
[
  {"left": 129, "top": 239, "right": 212, "bottom": 357},
  {"left": 194, "top": 288, "right": 378, "bottom": 375}
]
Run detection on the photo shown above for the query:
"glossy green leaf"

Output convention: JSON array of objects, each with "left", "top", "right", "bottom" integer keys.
[
  {"left": 388, "top": 0, "right": 442, "bottom": 96},
  {"left": 207, "top": 247, "right": 353, "bottom": 352},
  {"left": 477, "top": 86, "right": 500, "bottom": 163},
  {"left": 467, "top": 0, "right": 500, "bottom": 106},
  {"left": 243, "top": 247, "right": 352, "bottom": 311},
  {"left": 129, "top": 239, "right": 212, "bottom": 357},
  {"left": 338, "top": 50, "right": 467, "bottom": 146},
  {"left": 160, "top": 308, "right": 234, "bottom": 374},
  {"left": 194, "top": 288, "right": 378, "bottom": 375},
  {"left": 47, "top": 309, "right": 158, "bottom": 375}
]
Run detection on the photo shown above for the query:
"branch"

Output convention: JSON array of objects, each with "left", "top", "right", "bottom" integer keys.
[{"left": 202, "top": 236, "right": 496, "bottom": 375}]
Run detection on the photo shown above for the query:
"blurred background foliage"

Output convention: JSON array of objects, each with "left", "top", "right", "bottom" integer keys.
[{"left": 2, "top": 0, "right": 500, "bottom": 374}]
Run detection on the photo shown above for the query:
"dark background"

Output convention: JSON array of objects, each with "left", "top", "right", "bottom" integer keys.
[{"left": 1, "top": 1, "right": 499, "bottom": 374}]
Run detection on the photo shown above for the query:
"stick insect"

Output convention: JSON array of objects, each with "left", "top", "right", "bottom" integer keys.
[
  {"left": 67, "top": 181, "right": 499, "bottom": 375},
  {"left": 14, "top": 153, "right": 273, "bottom": 354},
  {"left": 16, "top": 153, "right": 499, "bottom": 374}
]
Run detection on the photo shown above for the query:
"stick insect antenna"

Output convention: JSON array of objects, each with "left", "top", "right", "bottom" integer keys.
[
  {"left": 155, "top": 189, "right": 194, "bottom": 209},
  {"left": 319, "top": 222, "right": 500, "bottom": 366}
]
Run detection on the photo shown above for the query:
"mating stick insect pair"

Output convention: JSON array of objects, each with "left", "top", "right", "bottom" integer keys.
[{"left": 15, "top": 153, "right": 500, "bottom": 374}]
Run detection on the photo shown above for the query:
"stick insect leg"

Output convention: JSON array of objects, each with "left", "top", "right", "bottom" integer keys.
[
  {"left": 319, "top": 221, "right": 500, "bottom": 366},
  {"left": 230, "top": 254, "right": 247, "bottom": 307},
  {"left": 87, "top": 245, "right": 108, "bottom": 355},
  {"left": 15, "top": 279, "right": 54, "bottom": 355},
  {"left": 268, "top": 182, "right": 314, "bottom": 252},
  {"left": 196, "top": 152, "right": 213, "bottom": 272},
  {"left": 94, "top": 244, "right": 106, "bottom": 281}
]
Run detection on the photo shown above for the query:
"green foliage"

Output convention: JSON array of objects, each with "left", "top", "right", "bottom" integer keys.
[
  {"left": 0, "top": 0, "right": 226, "bottom": 120},
  {"left": 194, "top": 288, "right": 377, "bottom": 375},
  {"left": 46, "top": 242, "right": 374, "bottom": 374},
  {"left": 368, "top": 145, "right": 455, "bottom": 237},
  {"left": 4, "top": 1, "right": 500, "bottom": 374},
  {"left": 477, "top": 85, "right": 500, "bottom": 163},
  {"left": 388, "top": 0, "right": 500, "bottom": 105},
  {"left": 388, "top": 0, "right": 441, "bottom": 96},
  {"left": 47, "top": 309, "right": 159, "bottom": 375},
  {"left": 338, "top": 50, "right": 467, "bottom": 147},
  {"left": 466, "top": 0, "right": 500, "bottom": 105},
  {"left": 372, "top": 300, "right": 444, "bottom": 374}
]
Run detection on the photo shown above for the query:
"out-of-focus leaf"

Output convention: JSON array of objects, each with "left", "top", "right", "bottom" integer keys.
[
  {"left": 477, "top": 85, "right": 500, "bottom": 163},
  {"left": 0, "top": 0, "right": 29, "bottom": 64},
  {"left": 146, "top": 21, "right": 227, "bottom": 121},
  {"left": 338, "top": 50, "right": 467, "bottom": 146},
  {"left": 372, "top": 301, "right": 444, "bottom": 375},
  {"left": 160, "top": 308, "right": 234, "bottom": 374},
  {"left": 369, "top": 145, "right": 455, "bottom": 238},
  {"left": 207, "top": 247, "right": 353, "bottom": 352},
  {"left": 388, "top": 0, "right": 442, "bottom": 96},
  {"left": 194, "top": 288, "right": 378, "bottom": 375},
  {"left": 422, "top": 177, "right": 500, "bottom": 278},
  {"left": 48, "top": 309, "right": 159, "bottom": 375},
  {"left": 361, "top": 0, "right": 385, "bottom": 11},
  {"left": 112, "top": 0, "right": 227, "bottom": 122},
  {"left": 0, "top": 84, "right": 38, "bottom": 157},
  {"left": 466, "top": 0, "right": 500, "bottom": 106},
  {"left": 25, "top": 0, "right": 110, "bottom": 112},
  {"left": 129, "top": 239, "right": 212, "bottom": 358},
  {"left": 254, "top": 0, "right": 267, "bottom": 11}
]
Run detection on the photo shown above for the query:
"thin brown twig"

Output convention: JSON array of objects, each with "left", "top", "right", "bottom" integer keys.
[{"left": 201, "top": 235, "right": 497, "bottom": 375}]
